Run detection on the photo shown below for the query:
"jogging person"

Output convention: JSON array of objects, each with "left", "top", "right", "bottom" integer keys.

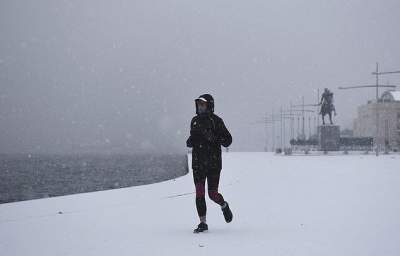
[{"left": 186, "top": 94, "right": 233, "bottom": 233}]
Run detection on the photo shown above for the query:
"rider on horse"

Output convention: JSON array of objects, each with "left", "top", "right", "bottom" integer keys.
[{"left": 319, "top": 88, "right": 337, "bottom": 125}]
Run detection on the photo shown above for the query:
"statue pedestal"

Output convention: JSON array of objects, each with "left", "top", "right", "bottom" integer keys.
[{"left": 318, "top": 125, "right": 340, "bottom": 151}]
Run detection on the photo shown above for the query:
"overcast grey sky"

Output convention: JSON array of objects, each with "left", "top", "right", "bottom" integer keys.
[{"left": 0, "top": 0, "right": 399, "bottom": 153}]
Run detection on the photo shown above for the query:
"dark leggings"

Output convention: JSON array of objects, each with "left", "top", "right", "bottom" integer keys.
[{"left": 193, "top": 169, "right": 225, "bottom": 218}]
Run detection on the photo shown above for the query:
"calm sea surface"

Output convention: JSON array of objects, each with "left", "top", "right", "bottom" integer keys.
[{"left": 0, "top": 153, "right": 188, "bottom": 204}]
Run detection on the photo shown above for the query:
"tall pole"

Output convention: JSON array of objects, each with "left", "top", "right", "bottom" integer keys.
[
  {"left": 317, "top": 88, "right": 320, "bottom": 128},
  {"left": 339, "top": 78, "right": 397, "bottom": 156},
  {"left": 264, "top": 112, "right": 268, "bottom": 151},
  {"left": 375, "top": 62, "right": 379, "bottom": 156},
  {"left": 280, "top": 106, "right": 283, "bottom": 149},
  {"left": 271, "top": 110, "right": 275, "bottom": 151},
  {"left": 302, "top": 96, "right": 305, "bottom": 139},
  {"left": 297, "top": 116, "right": 300, "bottom": 139},
  {"left": 283, "top": 109, "right": 286, "bottom": 149},
  {"left": 370, "top": 64, "right": 400, "bottom": 155},
  {"left": 290, "top": 102, "right": 293, "bottom": 141}
]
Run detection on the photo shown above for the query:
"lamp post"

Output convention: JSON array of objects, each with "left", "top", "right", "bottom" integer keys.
[
  {"left": 250, "top": 111, "right": 280, "bottom": 152},
  {"left": 292, "top": 98, "right": 319, "bottom": 140},
  {"left": 338, "top": 63, "right": 399, "bottom": 156},
  {"left": 371, "top": 64, "right": 400, "bottom": 155}
]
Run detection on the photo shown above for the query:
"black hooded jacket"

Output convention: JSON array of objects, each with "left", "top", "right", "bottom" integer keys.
[{"left": 186, "top": 94, "right": 232, "bottom": 171}]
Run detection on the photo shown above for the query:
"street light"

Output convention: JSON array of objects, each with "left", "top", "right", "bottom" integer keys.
[
  {"left": 338, "top": 62, "right": 399, "bottom": 156},
  {"left": 250, "top": 111, "right": 281, "bottom": 151},
  {"left": 292, "top": 96, "right": 319, "bottom": 140},
  {"left": 371, "top": 64, "right": 400, "bottom": 155},
  {"left": 254, "top": 110, "right": 306, "bottom": 151}
]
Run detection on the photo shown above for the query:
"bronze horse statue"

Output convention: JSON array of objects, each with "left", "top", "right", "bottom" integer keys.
[{"left": 319, "top": 89, "right": 337, "bottom": 125}]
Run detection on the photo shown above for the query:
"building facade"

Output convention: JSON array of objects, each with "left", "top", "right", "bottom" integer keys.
[{"left": 353, "top": 90, "right": 400, "bottom": 151}]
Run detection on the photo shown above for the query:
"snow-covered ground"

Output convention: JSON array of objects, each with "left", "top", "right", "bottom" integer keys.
[{"left": 1, "top": 152, "right": 399, "bottom": 256}]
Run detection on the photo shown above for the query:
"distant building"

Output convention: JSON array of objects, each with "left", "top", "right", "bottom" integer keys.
[{"left": 353, "top": 90, "right": 400, "bottom": 151}]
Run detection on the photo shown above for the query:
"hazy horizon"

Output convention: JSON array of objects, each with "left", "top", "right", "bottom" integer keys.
[{"left": 1, "top": 0, "right": 399, "bottom": 154}]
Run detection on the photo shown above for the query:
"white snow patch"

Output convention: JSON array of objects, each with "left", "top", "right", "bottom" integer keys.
[{"left": 1, "top": 152, "right": 400, "bottom": 256}]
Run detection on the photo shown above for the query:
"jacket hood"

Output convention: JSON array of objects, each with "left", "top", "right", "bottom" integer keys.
[{"left": 195, "top": 94, "right": 214, "bottom": 115}]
